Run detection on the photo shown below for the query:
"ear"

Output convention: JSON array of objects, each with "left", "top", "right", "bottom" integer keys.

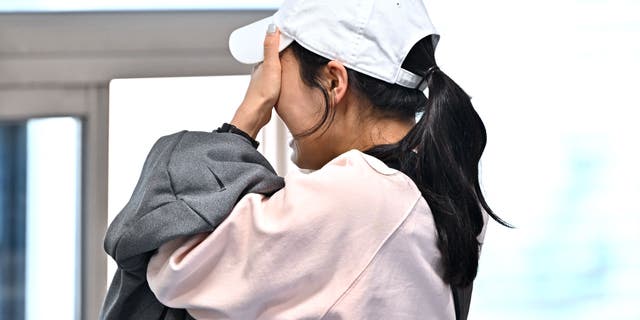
[{"left": 325, "top": 60, "right": 349, "bottom": 105}]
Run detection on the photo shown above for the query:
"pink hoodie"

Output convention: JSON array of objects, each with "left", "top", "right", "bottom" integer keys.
[{"left": 147, "top": 149, "right": 488, "bottom": 319}]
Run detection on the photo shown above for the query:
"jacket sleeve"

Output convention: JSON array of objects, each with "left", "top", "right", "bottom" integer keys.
[
  {"left": 146, "top": 150, "right": 421, "bottom": 319},
  {"left": 100, "top": 131, "right": 285, "bottom": 320}
]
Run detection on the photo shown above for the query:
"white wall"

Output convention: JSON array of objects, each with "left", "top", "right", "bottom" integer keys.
[
  {"left": 26, "top": 118, "right": 81, "bottom": 320},
  {"left": 426, "top": 0, "right": 640, "bottom": 318}
]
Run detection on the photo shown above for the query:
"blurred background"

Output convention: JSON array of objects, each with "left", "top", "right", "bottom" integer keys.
[{"left": 1, "top": 0, "right": 639, "bottom": 319}]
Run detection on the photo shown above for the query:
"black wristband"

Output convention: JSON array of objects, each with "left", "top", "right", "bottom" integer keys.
[{"left": 215, "top": 123, "right": 260, "bottom": 149}]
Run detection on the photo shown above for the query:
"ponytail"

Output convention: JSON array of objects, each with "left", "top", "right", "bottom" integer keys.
[
  {"left": 403, "top": 61, "right": 510, "bottom": 286},
  {"left": 290, "top": 37, "right": 511, "bottom": 288}
]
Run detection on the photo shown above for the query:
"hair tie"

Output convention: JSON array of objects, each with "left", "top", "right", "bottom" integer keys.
[
  {"left": 417, "top": 66, "right": 440, "bottom": 91},
  {"left": 425, "top": 65, "right": 440, "bottom": 78}
]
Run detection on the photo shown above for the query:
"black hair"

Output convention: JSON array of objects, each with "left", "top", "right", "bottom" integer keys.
[{"left": 290, "top": 36, "right": 511, "bottom": 288}]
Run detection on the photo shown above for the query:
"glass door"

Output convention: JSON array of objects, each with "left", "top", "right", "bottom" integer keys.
[{"left": 0, "top": 117, "right": 82, "bottom": 320}]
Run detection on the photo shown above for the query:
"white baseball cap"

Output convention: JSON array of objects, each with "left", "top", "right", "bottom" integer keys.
[{"left": 229, "top": 0, "right": 440, "bottom": 90}]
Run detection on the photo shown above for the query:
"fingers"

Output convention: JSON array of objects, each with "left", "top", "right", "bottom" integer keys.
[{"left": 263, "top": 24, "right": 280, "bottom": 66}]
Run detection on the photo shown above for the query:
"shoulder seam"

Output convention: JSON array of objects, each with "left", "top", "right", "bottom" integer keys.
[{"left": 318, "top": 194, "right": 423, "bottom": 319}]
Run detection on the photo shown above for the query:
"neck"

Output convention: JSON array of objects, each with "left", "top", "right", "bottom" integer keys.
[{"left": 334, "top": 108, "right": 415, "bottom": 154}]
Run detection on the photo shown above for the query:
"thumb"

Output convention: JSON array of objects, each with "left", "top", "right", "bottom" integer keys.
[{"left": 263, "top": 24, "right": 281, "bottom": 66}]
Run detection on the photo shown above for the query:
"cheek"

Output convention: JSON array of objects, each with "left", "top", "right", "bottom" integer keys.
[
  {"left": 277, "top": 82, "right": 308, "bottom": 135},
  {"left": 280, "top": 93, "right": 325, "bottom": 169},
  {"left": 276, "top": 63, "right": 324, "bottom": 136}
]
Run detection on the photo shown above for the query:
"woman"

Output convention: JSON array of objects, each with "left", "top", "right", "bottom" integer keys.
[{"left": 101, "top": 0, "right": 509, "bottom": 319}]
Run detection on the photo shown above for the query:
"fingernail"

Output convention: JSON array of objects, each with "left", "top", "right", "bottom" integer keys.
[{"left": 267, "top": 23, "right": 277, "bottom": 34}]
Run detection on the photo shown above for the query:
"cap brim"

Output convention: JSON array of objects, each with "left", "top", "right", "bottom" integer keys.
[{"left": 229, "top": 16, "right": 294, "bottom": 65}]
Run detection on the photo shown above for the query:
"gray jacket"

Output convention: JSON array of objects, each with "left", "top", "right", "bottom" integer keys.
[{"left": 100, "top": 131, "right": 284, "bottom": 320}]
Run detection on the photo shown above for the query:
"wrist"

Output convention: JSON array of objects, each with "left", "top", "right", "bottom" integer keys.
[
  {"left": 231, "top": 101, "right": 272, "bottom": 138},
  {"left": 230, "top": 114, "right": 261, "bottom": 138},
  {"left": 216, "top": 123, "right": 260, "bottom": 148}
]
